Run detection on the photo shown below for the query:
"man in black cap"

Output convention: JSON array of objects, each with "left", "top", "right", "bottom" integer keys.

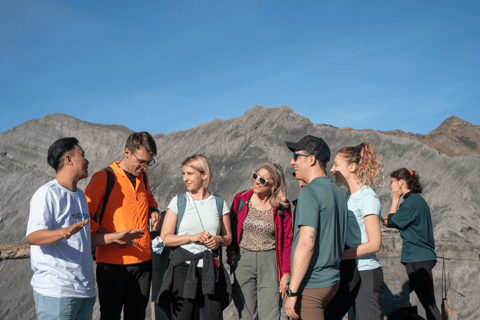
[{"left": 284, "top": 135, "right": 348, "bottom": 320}]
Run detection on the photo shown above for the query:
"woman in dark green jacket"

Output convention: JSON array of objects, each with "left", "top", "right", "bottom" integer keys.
[{"left": 383, "top": 168, "right": 441, "bottom": 320}]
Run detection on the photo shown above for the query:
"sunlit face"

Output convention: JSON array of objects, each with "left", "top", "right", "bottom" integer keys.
[
  {"left": 125, "top": 147, "right": 154, "bottom": 177},
  {"left": 183, "top": 165, "right": 206, "bottom": 192},
  {"left": 330, "top": 153, "right": 351, "bottom": 186},
  {"left": 290, "top": 149, "right": 311, "bottom": 182},
  {"left": 252, "top": 168, "right": 274, "bottom": 195},
  {"left": 71, "top": 145, "right": 89, "bottom": 180}
]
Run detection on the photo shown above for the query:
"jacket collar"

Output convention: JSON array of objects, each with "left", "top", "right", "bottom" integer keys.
[
  {"left": 240, "top": 188, "right": 254, "bottom": 203},
  {"left": 112, "top": 161, "right": 144, "bottom": 182},
  {"left": 403, "top": 191, "right": 414, "bottom": 200},
  {"left": 239, "top": 188, "right": 280, "bottom": 213}
]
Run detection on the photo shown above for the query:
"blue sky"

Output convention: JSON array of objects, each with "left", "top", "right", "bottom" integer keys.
[{"left": 1, "top": 0, "right": 479, "bottom": 135}]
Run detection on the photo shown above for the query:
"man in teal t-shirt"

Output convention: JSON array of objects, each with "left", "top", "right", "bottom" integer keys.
[{"left": 284, "top": 135, "right": 348, "bottom": 320}]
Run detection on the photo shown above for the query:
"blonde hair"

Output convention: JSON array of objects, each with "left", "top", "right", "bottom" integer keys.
[
  {"left": 254, "top": 163, "right": 290, "bottom": 208},
  {"left": 337, "top": 142, "right": 383, "bottom": 188},
  {"left": 182, "top": 155, "right": 212, "bottom": 188}
]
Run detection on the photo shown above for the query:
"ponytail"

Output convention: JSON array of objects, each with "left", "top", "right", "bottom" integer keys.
[{"left": 337, "top": 142, "right": 383, "bottom": 188}]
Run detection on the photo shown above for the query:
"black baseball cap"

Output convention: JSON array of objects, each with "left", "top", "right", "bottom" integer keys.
[{"left": 285, "top": 135, "right": 331, "bottom": 163}]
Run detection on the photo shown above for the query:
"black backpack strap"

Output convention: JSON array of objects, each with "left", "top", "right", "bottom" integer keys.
[
  {"left": 98, "top": 167, "right": 115, "bottom": 227},
  {"left": 142, "top": 171, "right": 150, "bottom": 193}
]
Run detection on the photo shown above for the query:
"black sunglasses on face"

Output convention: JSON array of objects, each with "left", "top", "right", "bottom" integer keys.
[
  {"left": 293, "top": 152, "right": 311, "bottom": 161},
  {"left": 252, "top": 171, "right": 273, "bottom": 185}
]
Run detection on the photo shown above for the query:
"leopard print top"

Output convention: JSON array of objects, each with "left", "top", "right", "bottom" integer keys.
[{"left": 239, "top": 200, "right": 275, "bottom": 251}]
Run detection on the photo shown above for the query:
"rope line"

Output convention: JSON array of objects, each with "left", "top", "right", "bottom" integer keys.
[{"left": 437, "top": 256, "right": 480, "bottom": 262}]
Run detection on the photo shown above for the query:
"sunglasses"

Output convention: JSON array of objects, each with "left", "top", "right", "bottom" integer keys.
[
  {"left": 292, "top": 152, "right": 311, "bottom": 161},
  {"left": 252, "top": 171, "right": 273, "bottom": 185}
]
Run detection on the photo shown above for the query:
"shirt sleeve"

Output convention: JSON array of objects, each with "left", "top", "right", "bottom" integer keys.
[
  {"left": 84, "top": 170, "right": 108, "bottom": 233},
  {"left": 296, "top": 186, "right": 320, "bottom": 229},
  {"left": 391, "top": 201, "right": 416, "bottom": 229},
  {"left": 222, "top": 200, "right": 229, "bottom": 216},
  {"left": 26, "top": 187, "right": 55, "bottom": 236},
  {"left": 386, "top": 214, "right": 400, "bottom": 229},
  {"left": 167, "top": 196, "right": 179, "bottom": 215},
  {"left": 360, "top": 194, "right": 381, "bottom": 218}
]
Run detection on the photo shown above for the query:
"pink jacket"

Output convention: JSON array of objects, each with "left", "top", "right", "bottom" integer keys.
[{"left": 228, "top": 189, "right": 293, "bottom": 281}]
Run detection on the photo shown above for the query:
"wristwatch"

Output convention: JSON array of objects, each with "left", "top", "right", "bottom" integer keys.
[
  {"left": 286, "top": 288, "right": 298, "bottom": 297},
  {"left": 219, "top": 236, "right": 224, "bottom": 245}
]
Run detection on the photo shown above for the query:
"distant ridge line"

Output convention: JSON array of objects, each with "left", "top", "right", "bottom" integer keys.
[{"left": 318, "top": 115, "right": 480, "bottom": 157}]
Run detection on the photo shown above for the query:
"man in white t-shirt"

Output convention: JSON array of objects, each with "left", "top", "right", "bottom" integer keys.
[{"left": 26, "top": 137, "right": 144, "bottom": 320}]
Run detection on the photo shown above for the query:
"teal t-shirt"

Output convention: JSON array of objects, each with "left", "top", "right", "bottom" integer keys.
[
  {"left": 291, "top": 177, "right": 348, "bottom": 289},
  {"left": 345, "top": 186, "right": 382, "bottom": 271},
  {"left": 391, "top": 193, "right": 437, "bottom": 263}
]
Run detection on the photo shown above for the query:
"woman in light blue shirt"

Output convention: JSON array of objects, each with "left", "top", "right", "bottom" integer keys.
[{"left": 326, "top": 142, "right": 383, "bottom": 320}]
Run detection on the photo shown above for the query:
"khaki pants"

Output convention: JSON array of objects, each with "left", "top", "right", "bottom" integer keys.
[
  {"left": 234, "top": 248, "right": 281, "bottom": 320},
  {"left": 295, "top": 283, "right": 339, "bottom": 320}
]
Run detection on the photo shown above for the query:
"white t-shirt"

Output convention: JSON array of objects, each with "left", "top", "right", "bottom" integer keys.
[
  {"left": 346, "top": 186, "right": 382, "bottom": 271},
  {"left": 167, "top": 192, "right": 229, "bottom": 267},
  {"left": 26, "top": 180, "right": 95, "bottom": 298}
]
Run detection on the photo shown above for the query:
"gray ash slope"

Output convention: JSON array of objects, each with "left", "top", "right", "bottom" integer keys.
[
  {"left": 339, "top": 115, "right": 480, "bottom": 157},
  {"left": 1, "top": 106, "right": 479, "bottom": 319}
]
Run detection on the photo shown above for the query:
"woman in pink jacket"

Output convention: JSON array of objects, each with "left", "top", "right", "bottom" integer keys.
[{"left": 227, "top": 163, "right": 293, "bottom": 320}]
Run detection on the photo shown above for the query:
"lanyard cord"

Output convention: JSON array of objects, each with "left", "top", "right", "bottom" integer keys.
[
  {"left": 188, "top": 193, "right": 213, "bottom": 252},
  {"left": 189, "top": 194, "right": 206, "bottom": 233}
]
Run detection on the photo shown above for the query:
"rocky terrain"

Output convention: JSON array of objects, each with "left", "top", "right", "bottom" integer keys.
[
  {"left": 0, "top": 106, "right": 479, "bottom": 319},
  {"left": 333, "top": 115, "right": 480, "bottom": 157}
]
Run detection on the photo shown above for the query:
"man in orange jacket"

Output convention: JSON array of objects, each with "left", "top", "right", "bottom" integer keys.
[{"left": 85, "top": 132, "right": 160, "bottom": 320}]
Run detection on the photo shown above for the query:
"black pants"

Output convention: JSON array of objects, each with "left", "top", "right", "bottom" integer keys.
[
  {"left": 171, "top": 262, "right": 225, "bottom": 320},
  {"left": 405, "top": 260, "right": 442, "bottom": 320},
  {"left": 325, "top": 260, "right": 383, "bottom": 320},
  {"left": 96, "top": 260, "right": 152, "bottom": 320}
]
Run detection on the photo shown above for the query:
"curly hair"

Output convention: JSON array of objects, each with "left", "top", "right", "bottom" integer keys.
[
  {"left": 337, "top": 142, "right": 383, "bottom": 188},
  {"left": 390, "top": 168, "right": 422, "bottom": 193},
  {"left": 254, "top": 163, "right": 290, "bottom": 209}
]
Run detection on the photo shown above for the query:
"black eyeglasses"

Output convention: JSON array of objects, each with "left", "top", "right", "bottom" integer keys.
[
  {"left": 252, "top": 171, "right": 273, "bottom": 185},
  {"left": 293, "top": 152, "right": 311, "bottom": 161},
  {"left": 131, "top": 150, "right": 155, "bottom": 168}
]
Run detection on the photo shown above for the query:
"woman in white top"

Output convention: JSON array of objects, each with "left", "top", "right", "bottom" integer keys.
[
  {"left": 326, "top": 142, "right": 383, "bottom": 320},
  {"left": 159, "top": 155, "right": 232, "bottom": 320}
]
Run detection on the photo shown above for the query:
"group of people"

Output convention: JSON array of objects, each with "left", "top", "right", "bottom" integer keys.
[{"left": 26, "top": 132, "right": 441, "bottom": 320}]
